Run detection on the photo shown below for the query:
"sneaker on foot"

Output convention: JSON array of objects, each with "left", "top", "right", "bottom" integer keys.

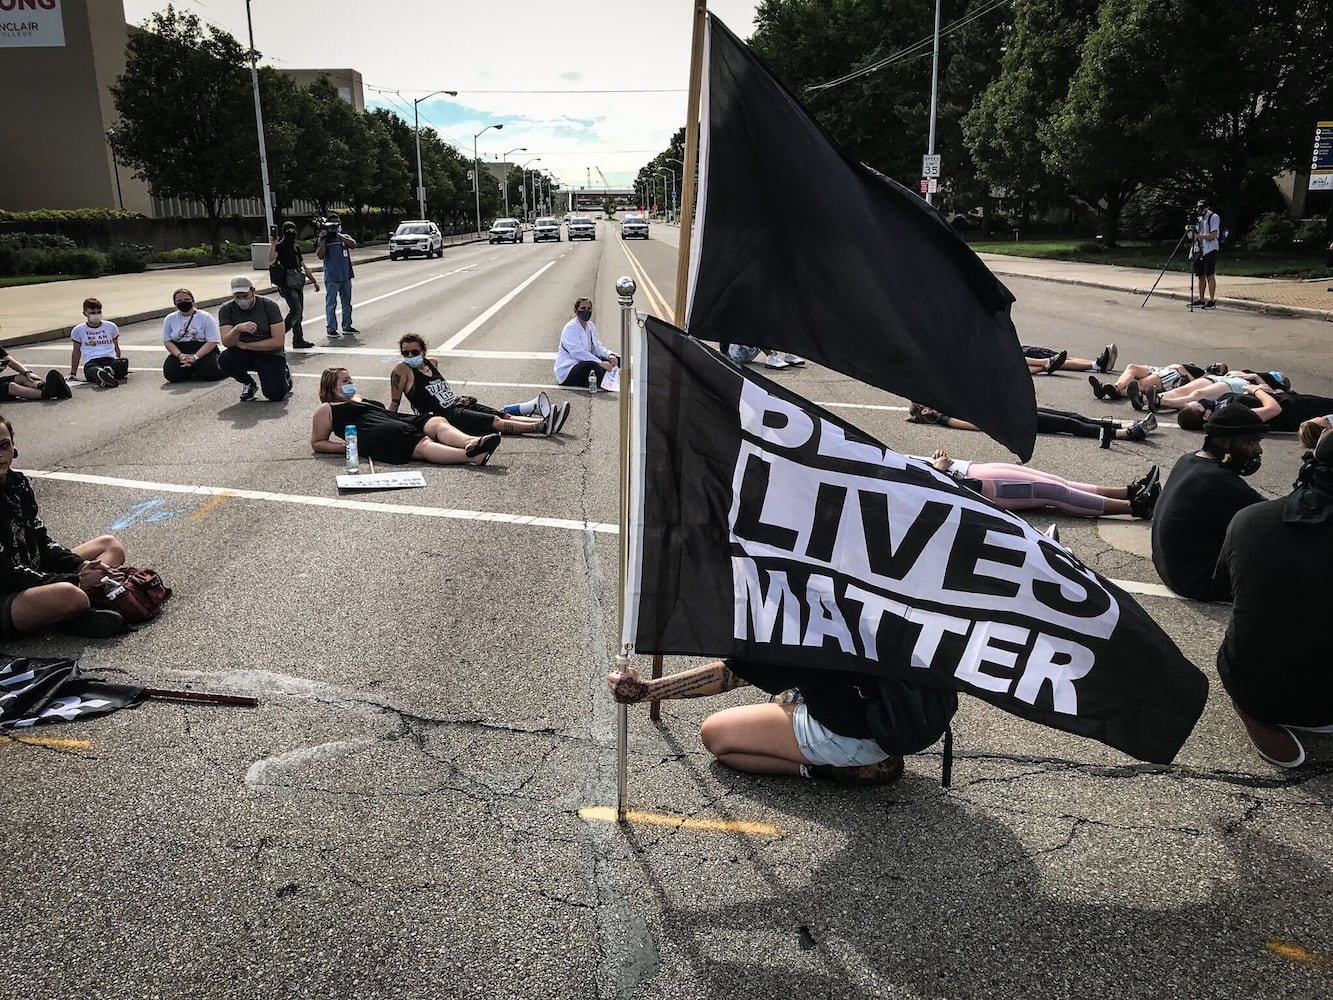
[
  {"left": 239, "top": 382, "right": 258, "bottom": 402},
  {"left": 326, "top": 329, "right": 342, "bottom": 339},
  {"left": 782, "top": 353, "right": 807, "bottom": 366},
  {"left": 1043, "top": 523, "right": 1061, "bottom": 544},
  {"left": 552, "top": 400, "right": 572, "bottom": 435},
  {"left": 292, "top": 339, "right": 315, "bottom": 349},
  {"left": 763, "top": 353, "right": 789, "bottom": 369},
  {"left": 1201, "top": 301, "right": 1216, "bottom": 310},
  {"left": 1126, "top": 380, "right": 1144, "bottom": 410},
  {"left": 42, "top": 370, "right": 71, "bottom": 400},
  {"left": 1104, "top": 343, "right": 1117, "bottom": 372},
  {"left": 1124, "top": 420, "right": 1148, "bottom": 442},
  {"left": 1190, "top": 298, "right": 1206, "bottom": 307},
  {"left": 1145, "top": 387, "right": 1160, "bottom": 412},
  {"left": 1231, "top": 702, "right": 1305, "bottom": 768},
  {"left": 95, "top": 367, "right": 118, "bottom": 388},
  {"left": 1130, "top": 481, "right": 1160, "bottom": 519},
  {"left": 343, "top": 325, "right": 359, "bottom": 333},
  {"left": 1044, "top": 349, "right": 1067, "bottom": 374},
  {"left": 542, "top": 410, "right": 557, "bottom": 437},
  {"left": 1140, "top": 412, "right": 1157, "bottom": 433},
  {"left": 536, "top": 391, "right": 553, "bottom": 421},
  {"left": 1089, "top": 375, "right": 1107, "bottom": 399},
  {"left": 1128, "top": 464, "right": 1161, "bottom": 497},
  {"left": 56, "top": 608, "right": 126, "bottom": 638},
  {"left": 812, "top": 756, "right": 906, "bottom": 787}
]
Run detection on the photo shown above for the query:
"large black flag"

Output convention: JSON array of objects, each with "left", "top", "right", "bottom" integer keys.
[
  {"left": 685, "top": 16, "right": 1037, "bottom": 461},
  {"left": 628, "top": 318, "right": 1208, "bottom": 764},
  {"left": 0, "top": 655, "right": 143, "bottom": 730}
]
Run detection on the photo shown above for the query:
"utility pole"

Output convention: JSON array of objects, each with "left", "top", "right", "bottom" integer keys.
[{"left": 925, "top": 0, "right": 942, "bottom": 207}]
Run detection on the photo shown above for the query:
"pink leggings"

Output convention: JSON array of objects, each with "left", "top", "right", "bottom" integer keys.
[{"left": 969, "top": 464, "right": 1108, "bottom": 516}]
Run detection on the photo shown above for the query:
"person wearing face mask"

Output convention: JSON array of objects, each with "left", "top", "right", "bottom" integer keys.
[
  {"left": 267, "top": 222, "right": 320, "bottom": 349},
  {"left": 315, "top": 213, "right": 357, "bottom": 338},
  {"left": 554, "top": 298, "right": 619, "bottom": 389},
  {"left": 310, "top": 367, "right": 500, "bottom": 467},
  {"left": 217, "top": 276, "right": 291, "bottom": 402},
  {"left": 389, "top": 333, "right": 570, "bottom": 437},
  {"left": 1150, "top": 404, "right": 1267, "bottom": 601},
  {"left": 161, "top": 288, "right": 224, "bottom": 383},
  {"left": 0, "top": 413, "right": 131, "bottom": 638},
  {"left": 0, "top": 333, "right": 69, "bottom": 401},
  {"left": 1214, "top": 429, "right": 1333, "bottom": 768},
  {"left": 69, "top": 297, "right": 128, "bottom": 388}
]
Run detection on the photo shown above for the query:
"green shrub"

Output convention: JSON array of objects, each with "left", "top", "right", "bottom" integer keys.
[
  {"left": 1294, "top": 217, "right": 1328, "bottom": 249},
  {"left": 51, "top": 248, "right": 107, "bottom": 277},
  {"left": 109, "top": 245, "right": 148, "bottom": 273},
  {"left": 0, "top": 208, "right": 144, "bottom": 223},
  {"left": 0, "top": 232, "right": 77, "bottom": 253},
  {"left": 1249, "top": 211, "right": 1296, "bottom": 248}
]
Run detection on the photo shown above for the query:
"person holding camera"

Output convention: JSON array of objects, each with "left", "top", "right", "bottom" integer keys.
[
  {"left": 315, "top": 213, "right": 357, "bottom": 338},
  {"left": 1190, "top": 198, "right": 1221, "bottom": 308},
  {"left": 218, "top": 276, "right": 291, "bottom": 402},
  {"left": 1150, "top": 405, "right": 1267, "bottom": 601},
  {"left": 267, "top": 222, "right": 320, "bottom": 349}
]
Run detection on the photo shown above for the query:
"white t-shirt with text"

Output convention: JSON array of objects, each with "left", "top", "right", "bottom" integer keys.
[{"left": 71, "top": 321, "right": 120, "bottom": 362}]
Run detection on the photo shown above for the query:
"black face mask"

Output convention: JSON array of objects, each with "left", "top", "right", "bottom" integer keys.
[
  {"left": 176, "top": 300, "right": 193, "bottom": 313},
  {"left": 1219, "top": 450, "right": 1262, "bottom": 476},
  {"left": 576, "top": 308, "right": 592, "bottom": 322}
]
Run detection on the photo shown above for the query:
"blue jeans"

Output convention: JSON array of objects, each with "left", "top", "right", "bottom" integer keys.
[{"left": 324, "top": 278, "right": 353, "bottom": 332}]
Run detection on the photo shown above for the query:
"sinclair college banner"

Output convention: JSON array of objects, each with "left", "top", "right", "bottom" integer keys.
[{"left": 1, "top": 0, "right": 65, "bottom": 48}]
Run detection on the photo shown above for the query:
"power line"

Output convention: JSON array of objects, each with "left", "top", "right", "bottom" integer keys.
[{"left": 806, "top": 0, "right": 1011, "bottom": 94}]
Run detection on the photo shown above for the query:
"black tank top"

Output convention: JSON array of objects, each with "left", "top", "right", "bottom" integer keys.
[
  {"left": 330, "top": 398, "right": 412, "bottom": 437},
  {"left": 404, "top": 359, "right": 458, "bottom": 415}
]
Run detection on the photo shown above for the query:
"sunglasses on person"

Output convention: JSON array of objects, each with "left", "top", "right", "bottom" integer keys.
[{"left": 401, "top": 348, "right": 423, "bottom": 357}]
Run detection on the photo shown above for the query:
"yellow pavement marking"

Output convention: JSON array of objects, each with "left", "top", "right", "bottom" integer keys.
[
  {"left": 1265, "top": 939, "right": 1333, "bottom": 967},
  {"left": 0, "top": 734, "right": 92, "bottom": 750},
  {"left": 619, "top": 242, "right": 673, "bottom": 321},
  {"left": 189, "top": 491, "right": 232, "bottom": 522},
  {"left": 579, "top": 805, "right": 779, "bottom": 836}
]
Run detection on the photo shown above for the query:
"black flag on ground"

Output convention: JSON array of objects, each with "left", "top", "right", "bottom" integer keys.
[
  {"left": 628, "top": 318, "right": 1208, "bottom": 764},
  {"left": 685, "top": 16, "right": 1037, "bottom": 461},
  {"left": 0, "top": 655, "right": 143, "bottom": 730}
]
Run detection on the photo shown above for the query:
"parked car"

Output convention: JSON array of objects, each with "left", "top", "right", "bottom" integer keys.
[
  {"left": 489, "top": 218, "right": 523, "bottom": 244},
  {"left": 620, "top": 214, "right": 649, "bottom": 240},
  {"left": 532, "top": 217, "right": 562, "bottom": 243},
  {"left": 389, "top": 220, "right": 443, "bottom": 259},
  {"left": 567, "top": 217, "right": 596, "bottom": 241}
]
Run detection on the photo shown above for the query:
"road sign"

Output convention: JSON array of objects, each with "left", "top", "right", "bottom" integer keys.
[
  {"left": 922, "top": 154, "right": 941, "bottom": 178},
  {"left": 919, "top": 179, "right": 930, "bottom": 194},
  {"left": 1310, "top": 121, "right": 1333, "bottom": 191}
]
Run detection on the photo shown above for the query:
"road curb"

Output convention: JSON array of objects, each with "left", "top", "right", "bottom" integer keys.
[{"left": 985, "top": 268, "right": 1333, "bottom": 322}]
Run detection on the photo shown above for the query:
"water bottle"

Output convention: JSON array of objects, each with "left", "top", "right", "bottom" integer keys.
[
  {"left": 586, "top": 369, "right": 599, "bottom": 394},
  {"left": 345, "top": 425, "right": 359, "bottom": 473}
]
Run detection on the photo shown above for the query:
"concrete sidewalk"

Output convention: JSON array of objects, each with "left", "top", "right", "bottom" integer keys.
[
  {"left": 0, "top": 246, "right": 397, "bottom": 346},
  {"left": 977, "top": 253, "right": 1333, "bottom": 321}
]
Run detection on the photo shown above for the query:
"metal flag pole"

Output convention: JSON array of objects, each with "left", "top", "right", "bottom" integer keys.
[
  {"left": 650, "top": 0, "right": 709, "bottom": 723},
  {"left": 614, "top": 275, "right": 637, "bottom": 821}
]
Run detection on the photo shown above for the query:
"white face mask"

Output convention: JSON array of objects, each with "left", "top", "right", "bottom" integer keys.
[{"left": 85, "top": 312, "right": 102, "bottom": 323}]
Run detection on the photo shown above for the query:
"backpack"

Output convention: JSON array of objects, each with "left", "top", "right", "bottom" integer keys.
[
  {"left": 868, "top": 677, "right": 959, "bottom": 784},
  {"left": 89, "top": 567, "right": 173, "bottom": 625},
  {"left": 267, "top": 260, "right": 287, "bottom": 287}
]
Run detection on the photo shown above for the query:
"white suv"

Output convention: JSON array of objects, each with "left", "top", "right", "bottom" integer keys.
[
  {"left": 532, "top": 217, "right": 562, "bottom": 242},
  {"left": 389, "top": 221, "right": 443, "bottom": 259},
  {"left": 489, "top": 218, "right": 523, "bottom": 244}
]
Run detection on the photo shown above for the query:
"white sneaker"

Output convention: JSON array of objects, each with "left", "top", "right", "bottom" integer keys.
[
  {"left": 763, "top": 354, "right": 789, "bottom": 370},
  {"left": 782, "top": 353, "right": 807, "bottom": 366}
]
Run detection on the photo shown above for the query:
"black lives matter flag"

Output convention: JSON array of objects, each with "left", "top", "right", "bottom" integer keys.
[
  {"left": 0, "top": 655, "right": 143, "bottom": 730},
  {"left": 627, "top": 319, "right": 1208, "bottom": 764},
  {"left": 684, "top": 16, "right": 1037, "bottom": 461}
]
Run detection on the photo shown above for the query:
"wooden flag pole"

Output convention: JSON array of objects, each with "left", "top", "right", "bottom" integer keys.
[{"left": 651, "top": 0, "right": 708, "bottom": 723}]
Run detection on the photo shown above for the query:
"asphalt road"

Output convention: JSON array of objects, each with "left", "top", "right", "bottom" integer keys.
[{"left": 2, "top": 219, "right": 1331, "bottom": 999}]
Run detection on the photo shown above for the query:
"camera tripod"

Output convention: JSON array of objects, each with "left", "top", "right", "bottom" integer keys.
[{"left": 1141, "top": 230, "right": 1198, "bottom": 309}]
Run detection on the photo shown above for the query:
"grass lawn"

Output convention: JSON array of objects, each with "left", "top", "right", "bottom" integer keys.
[
  {"left": 967, "top": 239, "right": 1332, "bottom": 280},
  {"left": 0, "top": 274, "right": 84, "bottom": 289}
]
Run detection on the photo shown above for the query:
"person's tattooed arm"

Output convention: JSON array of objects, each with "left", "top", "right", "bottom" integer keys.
[
  {"left": 389, "top": 369, "right": 403, "bottom": 411},
  {"left": 608, "top": 661, "right": 749, "bottom": 703}
]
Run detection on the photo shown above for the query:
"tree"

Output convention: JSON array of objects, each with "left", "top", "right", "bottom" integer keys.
[
  {"left": 109, "top": 5, "right": 261, "bottom": 252},
  {"left": 290, "top": 77, "right": 359, "bottom": 215}
]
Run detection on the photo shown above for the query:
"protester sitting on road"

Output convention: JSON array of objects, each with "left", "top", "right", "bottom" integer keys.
[
  {"left": 389, "top": 333, "right": 570, "bottom": 436},
  {"left": 68, "top": 297, "right": 129, "bottom": 388},
  {"left": 607, "top": 658, "right": 955, "bottom": 786},
  {"left": 916, "top": 449, "right": 1160, "bottom": 519},
  {"left": 311, "top": 367, "right": 500, "bottom": 467},
  {"left": 218, "top": 276, "right": 291, "bottom": 402},
  {"left": 555, "top": 298, "right": 620, "bottom": 389},
  {"left": 0, "top": 413, "right": 130, "bottom": 638},
  {"left": 267, "top": 221, "right": 320, "bottom": 349},
  {"left": 1177, "top": 387, "right": 1333, "bottom": 433},
  {"left": 0, "top": 339, "right": 69, "bottom": 401},
  {"left": 1150, "top": 405, "right": 1267, "bottom": 601},
  {"left": 1088, "top": 360, "right": 1224, "bottom": 402},
  {"left": 161, "top": 288, "right": 224, "bottom": 383},
  {"left": 906, "top": 402, "right": 1157, "bottom": 447},
  {"left": 1214, "top": 429, "right": 1333, "bottom": 768},
  {"left": 1022, "top": 342, "right": 1116, "bottom": 376}
]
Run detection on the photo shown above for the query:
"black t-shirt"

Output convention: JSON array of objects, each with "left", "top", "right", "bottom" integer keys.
[
  {"left": 1215, "top": 498, "right": 1333, "bottom": 725},
  {"left": 275, "top": 239, "right": 302, "bottom": 270},
  {"left": 218, "top": 297, "right": 285, "bottom": 353},
  {"left": 1271, "top": 393, "right": 1333, "bottom": 433},
  {"left": 1151, "top": 453, "right": 1263, "bottom": 600},
  {"left": 725, "top": 659, "right": 876, "bottom": 739}
]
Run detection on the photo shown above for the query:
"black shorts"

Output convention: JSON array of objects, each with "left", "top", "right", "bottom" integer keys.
[
  {"left": 1021, "top": 346, "right": 1058, "bottom": 360},
  {"left": 359, "top": 422, "right": 426, "bottom": 464},
  {"left": 1193, "top": 249, "right": 1218, "bottom": 276},
  {"left": 0, "top": 591, "right": 22, "bottom": 640},
  {"left": 443, "top": 403, "right": 502, "bottom": 436},
  {"left": 0, "top": 375, "right": 18, "bottom": 402}
]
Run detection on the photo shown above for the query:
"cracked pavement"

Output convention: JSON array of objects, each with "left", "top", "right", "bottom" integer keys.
[{"left": 2, "top": 237, "right": 1332, "bottom": 998}]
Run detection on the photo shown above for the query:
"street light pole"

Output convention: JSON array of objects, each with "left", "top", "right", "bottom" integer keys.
[
  {"left": 521, "top": 158, "right": 540, "bottom": 221},
  {"left": 106, "top": 127, "right": 124, "bottom": 211},
  {"left": 414, "top": 89, "right": 458, "bottom": 220},
  {"left": 658, "top": 168, "right": 674, "bottom": 223},
  {"left": 925, "top": 0, "right": 942, "bottom": 207},
  {"left": 245, "top": 0, "right": 274, "bottom": 234},
  {"left": 502, "top": 147, "right": 526, "bottom": 218},
  {"left": 666, "top": 157, "right": 686, "bottom": 222},
  {"left": 473, "top": 123, "right": 503, "bottom": 238}
]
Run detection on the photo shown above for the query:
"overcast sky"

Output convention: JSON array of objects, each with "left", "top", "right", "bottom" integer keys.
[{"left": 121, "top": 0, "right": 761, "bottom": 189}]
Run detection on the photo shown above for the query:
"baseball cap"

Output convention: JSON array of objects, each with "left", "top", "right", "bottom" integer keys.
[
  {"left": 230, "top": 275, "right": 254, "bottom": 293},
  {"left": 1204, "top": 404, "right": 1269, "bottom": 439}
]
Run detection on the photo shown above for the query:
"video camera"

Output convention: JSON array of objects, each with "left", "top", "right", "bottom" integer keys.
[{"left": 313, "top": 215, "right": 342, "bottom": 239}]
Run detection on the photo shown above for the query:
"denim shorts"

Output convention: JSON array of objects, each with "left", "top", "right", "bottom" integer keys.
[{"left": 791, "top": 703, "right": 887, "bottom": 767}]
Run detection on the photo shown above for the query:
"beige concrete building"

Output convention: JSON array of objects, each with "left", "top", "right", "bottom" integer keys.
[{"left": 0, "top": 0, "right": 365, "bottom": 216}]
